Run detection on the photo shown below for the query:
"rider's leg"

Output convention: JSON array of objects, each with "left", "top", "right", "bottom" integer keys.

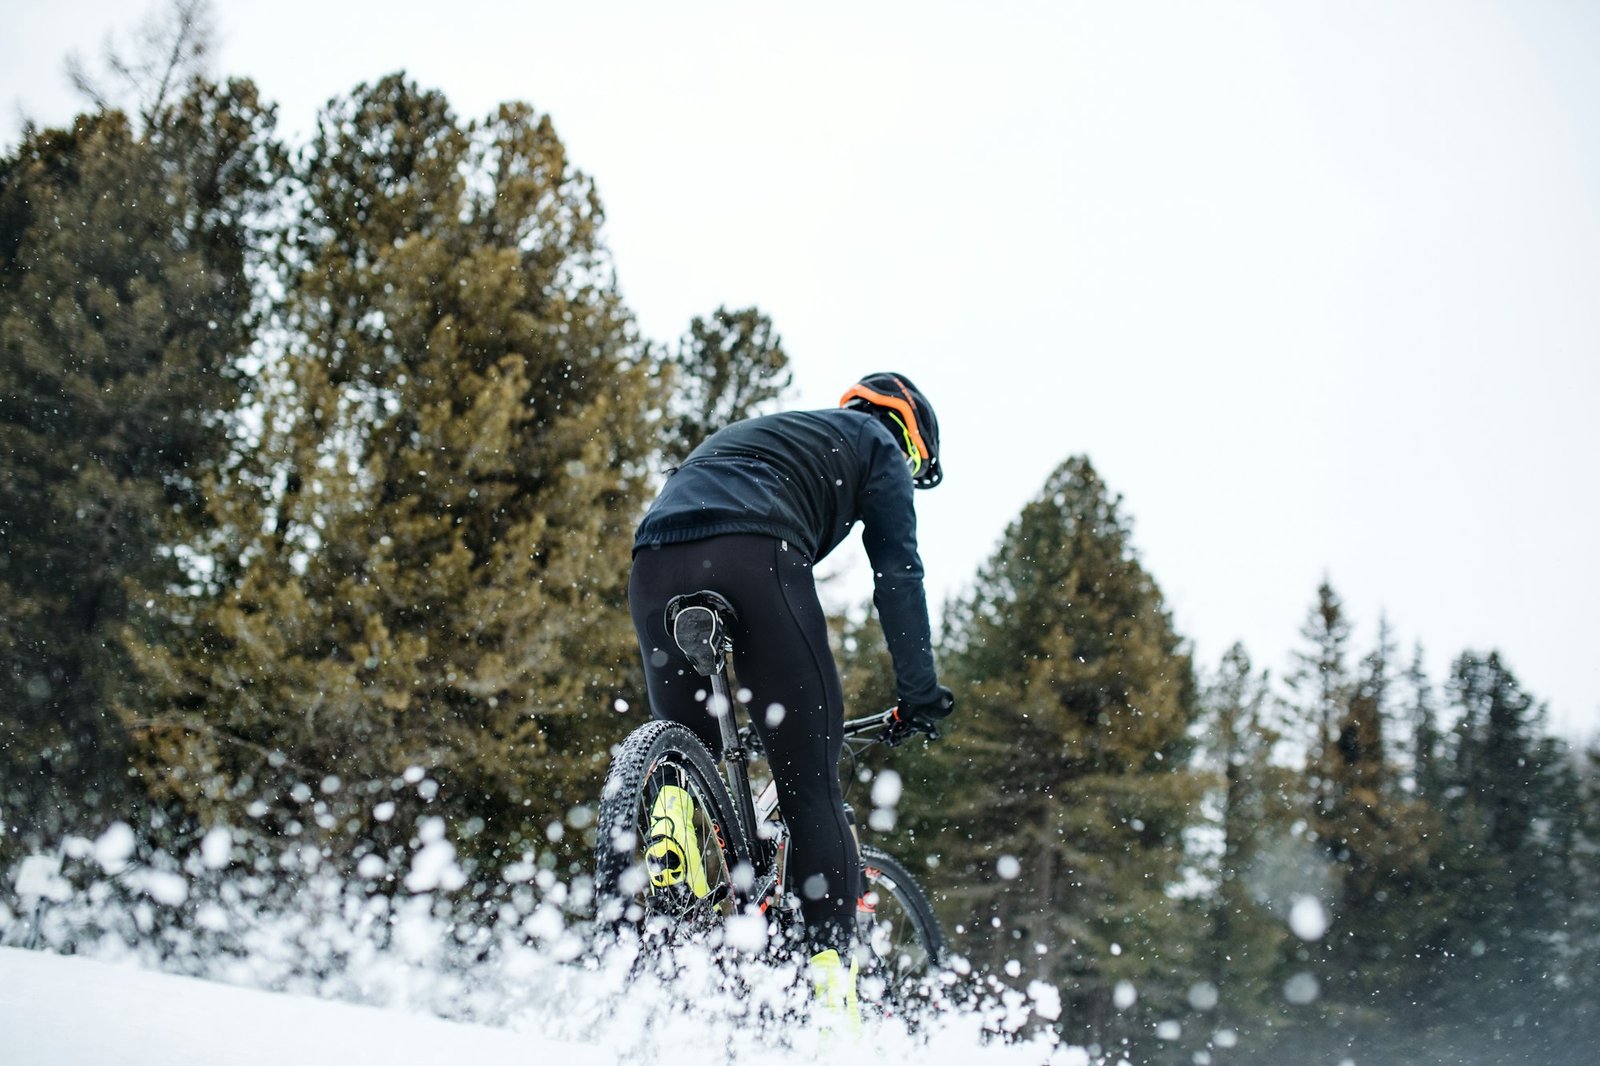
[
  {"left": 725, "top": 539, "right": 857, "bottom": 958},
  {"left": 628, "top": 534, "right": 859, "bottom": 957}
]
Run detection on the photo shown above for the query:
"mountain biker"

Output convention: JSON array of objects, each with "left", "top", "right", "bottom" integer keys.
[{"left": 628, "top": 372, "right": 955, "bottom": 1027}]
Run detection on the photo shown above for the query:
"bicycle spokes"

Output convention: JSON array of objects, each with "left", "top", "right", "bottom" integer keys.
[{"left": 640, "top": 763, "right": 734, "bottom": 923}]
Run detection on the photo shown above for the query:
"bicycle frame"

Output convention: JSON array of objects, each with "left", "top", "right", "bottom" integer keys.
[
  {"left": 704, "top": 666, "right": 917, "bottom": 910},
  {"left": 701, "top": 665, "right": 764, "bottom": 874},
  {"left": 665, "top": 589, "right": 920, "bottom": 918}
]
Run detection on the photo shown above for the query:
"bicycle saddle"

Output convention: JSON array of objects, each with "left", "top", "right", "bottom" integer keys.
[{"left": 664, "top": 590, "right": 739, "bottom": 677}]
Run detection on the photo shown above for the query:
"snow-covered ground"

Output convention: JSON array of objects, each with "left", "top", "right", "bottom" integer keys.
[
  {"left": 1, "top": 824, "right": 1081, "bottom": 1065},
  {"left": 1, "top": 947, "right": 563, "bottom": 1066},
  {"left": 0, "top": 946, "right": 1080, "bottom": 1066}
]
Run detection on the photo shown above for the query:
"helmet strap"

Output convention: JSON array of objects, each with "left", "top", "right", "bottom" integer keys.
[{"left": 883, "top": 410, "right": 924, "bottom": 476}]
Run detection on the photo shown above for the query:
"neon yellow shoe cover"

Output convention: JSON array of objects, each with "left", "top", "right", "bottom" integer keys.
[
  {"left": 808, "top": 949, "right": 862, "bottom": 1035},
  {"left": 646, "top": 784, "right": 710, "bottom": 898}
]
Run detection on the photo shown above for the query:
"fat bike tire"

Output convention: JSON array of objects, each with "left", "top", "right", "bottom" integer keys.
[
  {"left": 594, "top": 720, "right": 751, "bottom": 941},
  {"left": 858, "top": 843, "right": 947, "bottom": 999}
]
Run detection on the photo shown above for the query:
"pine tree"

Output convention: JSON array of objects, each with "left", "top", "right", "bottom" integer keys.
[
  {"left": 1286, "top": 581, "right": 1354, "bottom": 836},
  {"left": 909, "top": 456, "right": 1201, "bottom": 1050},
  {"left": 1565, "top": 743, "right": 1600, "bottom": 1045},
  {"left": 1437, "top": 652, "right": 1574, "bottom": 1027},
  {"left": 1369, "top": 644, "right": 1454, "bottom": 1018},
  {"left": 659, "top": 305, "right": 791, "bottom": 465},
  {"left": 1403, "top": 643, "right": 1444, "bottom": 802},
  {"left": 1316, "top": 620, "right": 1452, "bottom": 1021},
  {"left": 1273, "top": 600, "right": 1456, "bottom": 1058},
  {"left": 0, "top": 77, "right": 278, "bottom": 852},
  {"left": 1318, "top": 620, "right": 1394, "bottom": 975},
  {"left": 124, "top": 75, "right": 661, "bottom": 879},
  {"left": 1194, "top": 644, "right": 1297, "bottom": 1048}
]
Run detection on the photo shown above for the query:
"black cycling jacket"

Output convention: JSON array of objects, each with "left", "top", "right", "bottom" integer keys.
[{"left": 633, "top": 408, "right": 939, "bottom": 705}]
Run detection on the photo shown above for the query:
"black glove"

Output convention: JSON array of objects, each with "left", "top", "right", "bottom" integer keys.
[{"left": 904, "top": 686, "right": 955, "bottom": 737}]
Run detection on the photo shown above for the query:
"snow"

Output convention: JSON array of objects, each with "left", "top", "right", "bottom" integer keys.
[
  {"left": 1283, "top": 972, "right": 1320, "bottom": 1006},
  {"left": 199, "top": 828, "right": 234, "bottom": 871},
  {"left": 1288, "top": 895, "right": 1329, "bottom": 941},
  {"left": 0, "top": 944, "right": 1083, "bottom": 1066},
  {"left": 13, "top": 854, "right": 70, "bottom": 904},
  {"left": 1027, "top": 980, "right": 1062, "bottom": 1022},
  {"left": 871, "top": 769, "right": 904, "bottom": 808},
  {"left": 0, "top": 947, "right": 572, "bottom": 1066},
  {"left": 403, "top": 819, "right": 465, "bottom": 893},
  {"left": 93, "top": 822, "right": 138, "bottom": 872},
  {"left": 1, "top": 874, "right": 1082, "bottom": 1066},
  {"left": 1186, "top": 982, "right": 1219, "bottom": 1012},
  {"left": 1, "top": 826, "right": 1088, "bottom": 1066}
]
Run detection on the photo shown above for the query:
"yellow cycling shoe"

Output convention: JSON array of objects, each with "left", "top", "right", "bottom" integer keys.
[
  {"left": 645, "top": 784, "right": 710, "bottom": 898},
  {"left": 808, "top": 948, "right": 862, "bottom": 1036}
]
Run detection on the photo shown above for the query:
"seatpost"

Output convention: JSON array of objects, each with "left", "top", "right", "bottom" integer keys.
[
  {"left": 666, "top": 592, "right": 764, "bottom": 872},
  {"left": 708, "top": 667, "right": 761, "bottom": 862}
]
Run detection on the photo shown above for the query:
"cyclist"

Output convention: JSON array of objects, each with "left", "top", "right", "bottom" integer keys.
[{"left": 628, "top": 372, "right": 955, "bottom": 1028}]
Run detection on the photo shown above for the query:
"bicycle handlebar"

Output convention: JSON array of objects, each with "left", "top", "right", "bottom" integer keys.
[
  {"left": 843, "top": 706, "right": 938, "bottom": 747},
  {"left": 841, "top": 707, "right": 898, "bottom": 737},
  {"left": 742, "top": 706, "right": 936, "bottom": 761}
]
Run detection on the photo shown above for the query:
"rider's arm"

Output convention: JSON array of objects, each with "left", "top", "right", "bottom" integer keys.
[{"left": 856, "top": 421, "right": 941, "bottom": 707}]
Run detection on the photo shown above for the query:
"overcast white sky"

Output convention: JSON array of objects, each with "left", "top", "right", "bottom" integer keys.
[{"left": 6, "top": 1, "right": 1598, "bottom": 739}]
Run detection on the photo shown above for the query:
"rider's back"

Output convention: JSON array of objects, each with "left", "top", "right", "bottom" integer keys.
[{"left": 634, "top": 408, "right": 909, "bottom": 565}]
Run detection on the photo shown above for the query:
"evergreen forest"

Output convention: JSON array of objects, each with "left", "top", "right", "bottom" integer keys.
[{"left": 2, "top": 15, "right": 1597, "bottom": 1065}]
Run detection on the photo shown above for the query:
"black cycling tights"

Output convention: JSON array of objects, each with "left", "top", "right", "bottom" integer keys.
[{"left": 629, "top": 533, "right": 856, "bottom": 956}]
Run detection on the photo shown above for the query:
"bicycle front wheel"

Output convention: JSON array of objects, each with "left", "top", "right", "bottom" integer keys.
[
  {"left": 858, "top": 843, "right": 946, "bottom": 993},
  {"left": 594, "top": 720, "right": 750, "bottom": 940}
]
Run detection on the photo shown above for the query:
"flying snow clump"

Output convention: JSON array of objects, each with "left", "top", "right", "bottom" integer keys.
[
  {"left": 1027, "top": 979, "right": 1062, "bottom": 1021},
  {"left": 93, "top": 822, "right": 137, "bottom": 873},
  {"left": 200, "top": 827, "right": 233, "bottom": 870},
  {"left": 1284, "top": 972, "right": 1320, "bottom": 1005},
  {"left": 1289, "top": 895, "right": 1329, "bottom": 941},
  {"left": 405, "top": 817, "right": 465, "bottom": 893}
]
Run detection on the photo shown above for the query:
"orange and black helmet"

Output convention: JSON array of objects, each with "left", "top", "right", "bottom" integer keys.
[{"left": 839, "top": 372, "right": 943, "bottom": 489}]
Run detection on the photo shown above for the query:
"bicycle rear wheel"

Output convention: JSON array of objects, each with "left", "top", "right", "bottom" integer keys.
[
  {"left": 594, "top": 720, "right": 750, "bottom": 940},
  {"left": 858, "top": 843, "right": 946, "bottom": 999}
]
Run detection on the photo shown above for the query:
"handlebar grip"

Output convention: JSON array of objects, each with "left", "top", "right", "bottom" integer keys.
[{"left": 882, "top": 705, "right": 938, "bottom": 745}]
